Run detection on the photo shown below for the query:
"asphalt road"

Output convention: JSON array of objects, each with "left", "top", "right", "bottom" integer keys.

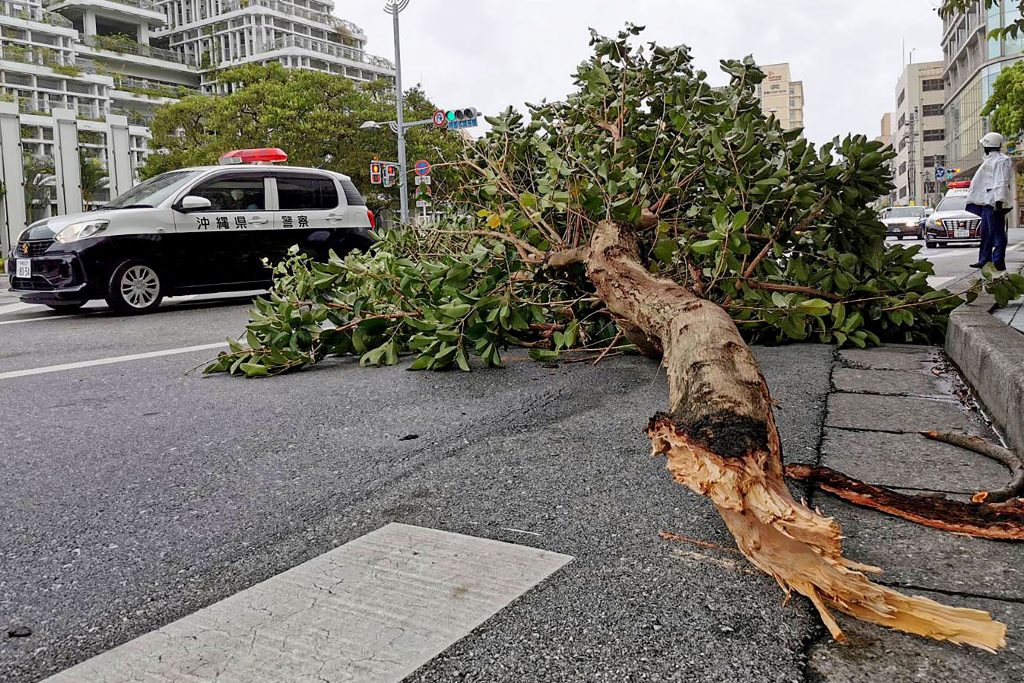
[
  {"left": 888, "top": 226, "right": 1024, "bottom": 286},
  {"left": 0, "top": 231, "right": 1017, "bottom": 683}
]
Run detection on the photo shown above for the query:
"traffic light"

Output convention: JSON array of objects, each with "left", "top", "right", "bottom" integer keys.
[
  {"left": 436, "top": 108, "right": 480, "bottom": 130},
  {"left": 370, "top": 161, "right": 383, "bottom": 185}
]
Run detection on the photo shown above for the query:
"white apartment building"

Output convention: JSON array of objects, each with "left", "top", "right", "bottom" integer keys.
[
  {"left": 0, "top": 0, "right": 393, "bottom": 249},
  {"left": 893, "top": 60, "right": 946, "bottom": 207},
  {"left": 756, "top": 63, "right": 804, "bottom": 131}
]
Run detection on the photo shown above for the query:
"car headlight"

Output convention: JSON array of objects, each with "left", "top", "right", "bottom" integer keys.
[
  {"left": 54, "top": 220, "right": 108, "bottom": 244},
  {"left": 904, "top": 221, "right": 918, "bottom": 227},
  {"left": 933, "top": 219, "right": 943, "bottom": 227}
]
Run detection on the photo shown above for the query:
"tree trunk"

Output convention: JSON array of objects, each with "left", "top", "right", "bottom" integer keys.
[{"left": 584, "top": 220, "right": 1006, "bottom": 651}]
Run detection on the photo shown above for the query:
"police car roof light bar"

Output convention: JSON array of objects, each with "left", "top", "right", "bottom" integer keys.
[
  {"left": 946, "top": 180, "right": 971, "bottom": 189},
  {"left": 219, "top": 148, "right": 290, "bottom": 166}
]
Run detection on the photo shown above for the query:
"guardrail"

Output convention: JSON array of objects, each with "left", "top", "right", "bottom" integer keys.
[{"left": 43, "top": 0, "right": 157, "bottom": 10}]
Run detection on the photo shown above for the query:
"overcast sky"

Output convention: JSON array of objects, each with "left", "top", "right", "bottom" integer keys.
[{"left": 338, "top": 1, "right": 946, "bottom": 145}]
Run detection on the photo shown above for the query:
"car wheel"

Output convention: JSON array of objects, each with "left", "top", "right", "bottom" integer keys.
[
  {"left": 45, "top": 302, "right": 86, "bottom": 312},
  {"left": 926, "top": 241, "right": 937, "bottom": 248},
  {"left": 106, "top": 259, "right": 163, "bottom": 314}
]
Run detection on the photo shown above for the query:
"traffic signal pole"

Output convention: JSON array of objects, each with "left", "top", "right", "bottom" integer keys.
[{"left": 387, "top": 0, "right": 410, "bottom": 225}]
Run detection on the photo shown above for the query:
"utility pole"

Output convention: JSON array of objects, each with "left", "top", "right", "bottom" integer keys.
[
  {"left": 385, "top": 0, "right": 410, "bottom": 225},
  {"left": 907, "top": 106, "right": 918, "bottom": 205}
]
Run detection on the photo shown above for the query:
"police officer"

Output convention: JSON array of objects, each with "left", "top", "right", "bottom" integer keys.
[{"left": 967, "top": 132, "right": 1014, "bottom": 271}]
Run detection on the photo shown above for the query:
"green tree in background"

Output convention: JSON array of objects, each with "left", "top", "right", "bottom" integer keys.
[
  {"left": 79, "top": 151, "right": 108, "bottom": 209},
  {"left": 23, "top": 155, "right": 54, "bottom": 223},
  {"left": 141, "top": 64, "right": 463, "bottom": 209},
  {"left": 981, "top": 60, "right": 1024, "bottom": 141}
]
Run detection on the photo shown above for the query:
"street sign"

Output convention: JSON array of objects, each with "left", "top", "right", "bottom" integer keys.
[
  {"left": 432, "top": 110, "right": 447, "bottom": 128},
  {"left": 414, "top": 160, "right": 431, "bottom": 176},
  {"left": 935, "top": 167, "right": 946, "bottom": 180},
  {"left": 416, "top": 199, "right": 430, "bottom": 208},
  {"left": 415, "top": 175, "right": 432, "bottom": 185}
]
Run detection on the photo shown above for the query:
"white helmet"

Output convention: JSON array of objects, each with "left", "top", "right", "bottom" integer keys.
[{"left": 980, "top": 132, "right": 1005, "bottom": 148}]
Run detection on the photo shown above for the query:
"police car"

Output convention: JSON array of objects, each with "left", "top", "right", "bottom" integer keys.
[
  {"left": 920, "top": 181, "right": 983, "bottom": 248},
  {"left": 5, "top": 148, "right": 374, "bottom": 313}
]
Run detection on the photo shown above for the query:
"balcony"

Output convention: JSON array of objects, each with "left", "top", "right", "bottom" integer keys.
[
  {"left": 0, "top": 1, "right": 74, "bottom": 29},
  {"left": 82, "top": 34, "right": 197, "bottom": 67},
  {"left": 43, "top": 0, "right": 157, "bottom": 11},
  {"left": 218, "top": 0, "right": 366, "bottom": 40},
  {"left": 266, "top": 34, "right": 394, "bottom": 72},
  {"left": 112, "top": 74, "right": 195, "bottom": 99}
]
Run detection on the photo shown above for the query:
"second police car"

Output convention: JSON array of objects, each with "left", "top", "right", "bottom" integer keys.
[
  {"left": 5, "top": 149, "right": 375, "bottom": 313},
  {"left": 920, "top": 180, "right": 983, "bottom": 248}
]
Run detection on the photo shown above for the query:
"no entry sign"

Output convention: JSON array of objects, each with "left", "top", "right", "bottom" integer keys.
[{"left": 414, "top": 160, "right": 431, "bottom": 176}]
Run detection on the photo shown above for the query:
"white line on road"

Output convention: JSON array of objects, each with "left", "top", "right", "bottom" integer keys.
[
  {"left": 44, "top": 523, "right": 573, "bottom": 683},
  {"left": 0, "top": 301, "right": 39, "bottom": 315},
  {"left": 0, "top": 342, "right": 228, "bottom": 380}
]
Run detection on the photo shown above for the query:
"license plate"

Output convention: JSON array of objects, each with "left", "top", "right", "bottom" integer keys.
[
  {"left": 954, "top": 227, "right": 968, "bottom": 238},
  {"left": 15, "top": 259, "right": 30, "bottom": 278}
]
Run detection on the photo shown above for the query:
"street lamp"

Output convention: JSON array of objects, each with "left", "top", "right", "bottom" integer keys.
[{"left": 385, "top": 0, "right": 411, "bottom": 224}]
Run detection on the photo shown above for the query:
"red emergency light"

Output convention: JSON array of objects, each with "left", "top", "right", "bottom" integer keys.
[
  {"left": 946, "top": 180, "right": 971, "bottom": 188},
  {"left": 219, "top": 148, "right": 289, "bottom": 165}
]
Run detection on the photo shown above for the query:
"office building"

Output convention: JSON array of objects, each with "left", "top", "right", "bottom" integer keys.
[
  {"left": 943, "top": 2, "right": 1024, "bottom": 176},
  {"left": 756, "top": 63, "right": 804, "bottom": 131},
  {"left": 893, "top": 60, "right": 945, "bottom": 207}
]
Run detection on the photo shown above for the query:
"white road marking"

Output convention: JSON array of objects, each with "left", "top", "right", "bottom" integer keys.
[
  {"left": 0, "top": 314, "right": 78, "bottom": 327},
  {"left": 0, "top": 342, "right": 228, "bottom": 380},
  {"left": 928, "top": 276, "right": 955, "bottom": 287},
  {"left": 923, "top": 248, "right": 976, "bottom": 259},
  {"left": 44, "top": 523, "right": 573, "bottom": 683}
]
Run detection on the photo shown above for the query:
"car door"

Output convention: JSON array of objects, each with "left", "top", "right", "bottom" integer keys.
[
  {"left": 172, "top": 171, "right": 273, "bottom": 287},
  {"left": 268, "top": 171, "right": 346, "bottom": 263}
]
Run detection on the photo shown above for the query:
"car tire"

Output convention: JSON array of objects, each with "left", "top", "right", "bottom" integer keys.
[
  {"left": 46, "top": 302, "right": 86, "bottom": 312},
  {"left": 105, "top": 259, "right": 164, "bottom": 314},
  {"left": 926, "top": 241, "right": 938, "bottom": 248}
]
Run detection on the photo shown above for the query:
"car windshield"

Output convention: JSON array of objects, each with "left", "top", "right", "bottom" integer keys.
[
  {"left": 936, "top": 196, "right": 969, "bottom": 213},
  {"left": 886, "top": 207, "right": 925, "bottom": 218},
  {"left": 106, "top": 170, "right": 204, "bottom": 209}
]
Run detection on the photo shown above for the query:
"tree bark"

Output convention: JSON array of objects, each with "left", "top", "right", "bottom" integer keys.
[
  {"left": 584, "top": 220, "right": 1006, "bottom": 651},
  {"left": 785, "top": 463, "right": 1024, "bottom": 541}
]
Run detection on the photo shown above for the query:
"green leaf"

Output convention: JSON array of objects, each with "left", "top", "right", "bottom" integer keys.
[
  {"left": 690, "top": 239, "right": 720, "bottom": 254},
  {"left": 796, "top": 298, "right": 831, "bottom": 317},
  {"left": 240, "top": 362, "right": 269, "bottom": 377},
  {"left": 408, "top": 354, "right": 434, "bottom": 371}
]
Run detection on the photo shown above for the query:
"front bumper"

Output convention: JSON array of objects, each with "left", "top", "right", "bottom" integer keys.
[{"left": 5, "top": 252, "right": 92, "bottom": 303}]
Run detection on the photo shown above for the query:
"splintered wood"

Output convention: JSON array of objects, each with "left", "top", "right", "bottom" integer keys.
[{"left": 584, "top": 220, "right": 1007, "bottom": 652}]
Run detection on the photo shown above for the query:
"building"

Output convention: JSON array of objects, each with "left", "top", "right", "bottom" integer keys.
[
  {"left": 943, "top": 2, "right": 1024, "bottom": 177},
  {"left": 756, "top": 63, "right": 804, "bottom": 131},
  {"left": 892, "top": 60, "right": 945, "bottom": 207},
  {"left": 0, "top": 0, "right": 393, "bottom": 250},
  {"left": 875, "top": 112, "right": 893, "bottom": 147}
]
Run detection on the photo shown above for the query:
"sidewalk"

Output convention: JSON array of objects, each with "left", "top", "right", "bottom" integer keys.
[{"left": 804, "top": 345, "right": 1022, "bottom": 681}]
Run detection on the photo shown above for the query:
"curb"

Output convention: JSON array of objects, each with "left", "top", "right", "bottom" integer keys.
[{"left": 946, "top": 292, "right": 1024, "bottom": 453}]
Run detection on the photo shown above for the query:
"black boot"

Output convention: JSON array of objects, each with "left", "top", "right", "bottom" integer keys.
[
  {"left": 994, "top": 261, "right": 1007, "bottom": 271},
  {"left": 969, "top": 262, "right": 986, "bottom": 269}
]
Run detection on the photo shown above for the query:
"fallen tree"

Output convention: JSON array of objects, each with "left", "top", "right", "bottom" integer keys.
[{"left": 207, "top": 27, "right": 1023, "bottom": 649}]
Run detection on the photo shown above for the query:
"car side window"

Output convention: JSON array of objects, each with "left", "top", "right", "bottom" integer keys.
[
  {"left": 190, "top": 174, "right": 266, "bottom": 211},
  {"left": 276, "top": 174, "right": 340, "bottom": 211}
]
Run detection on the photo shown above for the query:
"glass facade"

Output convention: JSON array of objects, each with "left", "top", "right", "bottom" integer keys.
[{"left": 944, "top": 3, "right": 1024, "bottom": 174}]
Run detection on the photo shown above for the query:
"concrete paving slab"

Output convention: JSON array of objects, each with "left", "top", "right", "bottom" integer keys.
[
  {"left": 807, "top": 590, "right": 1022, "bottom": 682},
  {"left": 826, "top": 393, "right": 974, "bottom": 434},
  {"left": 821, "top": 499, "right": 1024, "bottom": 601},
  {"left": 818, "top": 429, "right": 1009, "bottom": 495},
  {"left": 832, "top": 367, "right": 948, "bottom": 397},
  {"left": 839, "top": 346, "right": 941, "bottom": 372},
  {"left": 43, "top": 524, "right": 572, "bottom": 683}
]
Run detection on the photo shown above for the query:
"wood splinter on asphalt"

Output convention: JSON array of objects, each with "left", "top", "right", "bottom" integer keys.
[{"left": 580, "top": 220, "right": 1007, "bottom": 652}]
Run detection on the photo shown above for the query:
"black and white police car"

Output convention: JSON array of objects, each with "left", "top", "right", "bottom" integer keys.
[{"left": 5, "top": 148, "right": 375, "bottom": 314}]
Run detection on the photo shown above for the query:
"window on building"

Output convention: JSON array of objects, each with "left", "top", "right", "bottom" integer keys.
[
  {"left": 922, "top": 78, "right": 944, "bottom": 92},
  {"left": 898, "top": 113, "right": 906, "bottom": 129},
  {"left": 899, "top": 187, "right": 908, "bottom": 198},
  {"left": 923, "top": 155, "right": 937, "bottom": 168},
  {"left": 898, "top": 138, "right": 907, "bottom": 152},
  {"left": 899, "top": 162, "right": 908, "bottom": 176},
  {"left": 922, "top": 103, "right": 943, "bottom": 117},
  {"left": 897, "top": 89, "right": 906, "bottom": 106},
  {"left": 923, "top": 129, "right": 945, "bottom": 141}
]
